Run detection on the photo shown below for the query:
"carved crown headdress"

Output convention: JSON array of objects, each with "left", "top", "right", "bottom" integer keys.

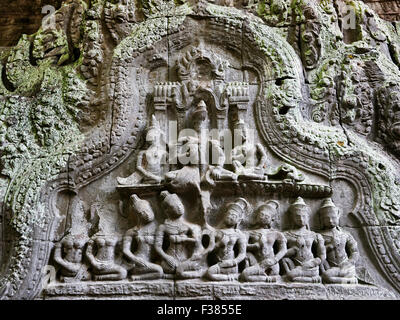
[
  {"left": 227, "top": 197, "right": 249, "bottom": 216},
  {"left": 148, "top": 114, "right": 161, "bottom": 132},
  {"left": 192, "top": 100, "right": 208, "bottom": 121},
  {"left": 131, "top": 194, "right": 154, "bottom": 222},
  {"left": 319, "top": 198, "right": 340, "bottom": 216},
  {"left": 257, "top": 200, "right": 280, "bottom": 212},
  {"left": 290, "top": 197, "right": 307, "bottom": 208}
]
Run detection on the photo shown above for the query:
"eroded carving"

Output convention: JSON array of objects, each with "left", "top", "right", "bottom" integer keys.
[
  {"left": 319, "top": 199, "right": 359, "bottom": 284},
  {"left": 282, "top": 197, "right": 326, "bottom": 283},
  {"left": 241, "top": 201, "right": 287, "bottom": 283},
  {"left": 2, "top": 0, "right": 400, "bottom": 300}
]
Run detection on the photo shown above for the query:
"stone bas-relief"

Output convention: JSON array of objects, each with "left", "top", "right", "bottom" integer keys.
[
  {"left": 51, "top": 196, "right": 360, "bottom": 284},
  {"left": 1, "top": 0, "right": 400, "bottom": 300}
]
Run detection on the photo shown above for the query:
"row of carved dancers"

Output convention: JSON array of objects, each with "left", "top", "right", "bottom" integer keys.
[{"left": 54, "top": 194, "right": 359, "bottom": 284}]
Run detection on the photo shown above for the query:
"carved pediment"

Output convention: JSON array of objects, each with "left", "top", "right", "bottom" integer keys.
[{"left": 1, "top": 0, "right": 400, "bottom": 300}]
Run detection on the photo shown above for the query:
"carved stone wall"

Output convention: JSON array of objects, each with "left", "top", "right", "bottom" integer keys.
[
  {"left": 364, "top": 0, "right": 400, "bottom": 21},
  {"left": 1, "top": 0, "right": 400, "bottom": 300},
  {"left": 0, "top": 0, "right": 399, "bottom": 47}
]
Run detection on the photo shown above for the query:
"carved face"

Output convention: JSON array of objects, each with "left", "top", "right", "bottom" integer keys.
[
  {"left": 321, "top": 208, "right": 340, "bottom": 228},
  {"left": 146, "top": 128, "right": 160, "bottom": 144},
  {"left": 290, "top": 206, "right": 309, "bottom": 228},
  {"left": 63, "top": 240, "right": 83, "bottom": 263},
  {"left": 166, "top": 201, "right": 185, "bottom": 219},
  {"left": 379, "top": 87, "right": 400, "bottom": 154},
  {"left": 257, "top": 207, "right": 274, "bottom": 228},
  {"left": 224, "top": 206, "right": 242, "bottom": 227},
  {"left": 137, "top": 206, "right": 155, "bottom": 223}
]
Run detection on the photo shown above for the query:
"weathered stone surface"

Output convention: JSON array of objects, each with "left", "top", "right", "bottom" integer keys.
[
  {"left": 1, "top": 0, "right": 400, "bottom": 300},
  {"left": 40, "top": 280, "right": 395, "bottom": 300}
]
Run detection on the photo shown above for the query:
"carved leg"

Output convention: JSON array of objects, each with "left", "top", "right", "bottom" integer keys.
[
  {"left": 291, "top": 276, "right": 321, "bottom": 283},
  {"left": 212, "top": 167, "right": 238, "bottom": 181},
  {"left": 322, "top": 266, "right": 357, "bottom": 284},
  {"left": 240, "top": 265, "right": 267, "bottom": 282},
  {"left": 290, "top": 266, "right": 321, "bottom": 283},
  {"left": 176, "top": 261, "right": 205, "bottom": 279},
  {"left": 206, "top": 264, "right": 238, "bottom": 281},
  {"left": 117, "top": 172, "right": 142, "bottom": 185},
  {"left": 93, "top": 265, "right": 127, "bottom": 281},
  {"left": 130, "top": 263, "right": 163, "bottom": 281},
  {"left": 265, "top": 263, "right": 280, "bottom": 283},
  {"left": 161, "top": 260, "right": 176, "bottom": 279},
  {"left": 282, "top": 257, "right": 295, "bottom": 274}
]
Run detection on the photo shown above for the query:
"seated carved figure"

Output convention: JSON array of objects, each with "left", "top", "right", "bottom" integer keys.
[
  {"left": 206, "top": 198, "right": 248, "bottom": 281},
  {"left": 319, "top": 198, "right": 359, "bottom": 284},
  {"left": 206, "top": 138, "right": 238, "bottom": 183},
  {"left": 231, "top": 120, "right": 267, "bottom": 180},
  {"left": 282, "top": 197, "right": 326, "bottom": 283},
  {"left": 117, "top": 115, "right": 167, "bottom": 185},
  {"left": 54, "top": 234, "right": 90, "bottom": 282},
  {"left": 241, "top": 201, "right": 287, "bottom": 282},
  {"left": 165, "top": 101, "right": 207, "bottom": 191},
  {"left": 123, "top": 194, "right": 163, "bottom": 280},
  {"left": 86, "top": 232, "right": 127, "bottom": 281},
  {"left": 176, "top": 228, "right": 216, "bottom": 279},
  {"left": 155, "top": 191, "right": 200, "bottom": 278}
]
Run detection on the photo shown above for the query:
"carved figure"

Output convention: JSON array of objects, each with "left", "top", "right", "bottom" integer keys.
[
  {"left": 176, "top": 228, "right": 216, "bottom": 279},
  {"left": 282, "top": 197, "right": 326, "bottom": 283},
  {"left": 86, "top": 232, "right": 127, "bottom": 281},
  {"left": 117, "top": 115, "right": 167, "bottom": 185},
  {"left": 206, "top": 198, "right": 248, "bottom": 281},
  {"left": 267, "top": 163, "right": 305, "bottom": 183},
  {"left": 123, "top": 194, "right": 163, "bottom": 280},
  {"left": 231, "top": 120, "right": 267, "bottom": 180},
  {"left": 54, "top": 235, "right": 90, "bottom": 282},
  {"left": 206, "top": 138, "right": 238, "bottom": 183},
  {"left": 319, "top": 198, "right": 359, "bottom": 284},
  {"left": 241, "top": 201, "right": 287, "bottom": 282},
  {"left": 155, "top": 191, "right": 200, "bottom": 278}
]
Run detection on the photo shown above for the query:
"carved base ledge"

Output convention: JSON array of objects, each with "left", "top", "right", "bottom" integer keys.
[
  {"left": 40, "top": 281, "right": 395, "bottom": 300},
  {"left": 117, "top": 181, "right": 332, "bottom": 198}
]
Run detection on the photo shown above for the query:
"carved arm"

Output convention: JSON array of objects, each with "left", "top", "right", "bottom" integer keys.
[
  {"left": 274, "top": 233, "right": 288, "bottom": 263},
  {"left": 256, "top": 143, "right": 268, "bottom": 168},
  {"left": 315, "top": 233, "right": 326, "bottom": 263},
  {"left": 233, "top": 232, "right": 247, "bottom": 266},
  {"left": 122, "top": 229, "right": 146, "bottom": 268},
  {"left": 53, "top": 243, "right": 78, "bottom": 272},
  {"left": 346, "top": 233, "right": 360, "bottom": 265},
  {"left": 85, "top": 240, "right": 97, "bottom": 267},
  {"left": 155, "top": 226, "right": 177, "bottom": 268}
]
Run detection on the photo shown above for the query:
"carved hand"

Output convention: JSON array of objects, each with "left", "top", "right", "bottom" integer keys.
[
  {"left": 220, "top": 260, "right": 236, "bottom": 268},
  {"left": 261, "top": 257, "right": 277, "bottom": 268},
  {"left": 164, "top": 255, "right": 178, "bottom": 269}
]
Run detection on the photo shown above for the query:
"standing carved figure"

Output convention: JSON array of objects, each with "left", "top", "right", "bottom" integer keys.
[
  {"left": 231, "top": 120, "right": 267, "bottom": 180},
  {"left": 206, "top": 198, "right": 248, "bottom": 281},
  {"left": 241, "top": 201, "right": 287, "bottom": 282},
  {"left": 319, "top": 198, "right": 359, "bottom": 284},
  {"left": 53, "top": 235, "right": 90, "bottom": 282},
  {"left": 282, "top": 197, "right": 326, "bottom": 283},
  {"left": 117, "top": 115, "right": 167, "bottom": 185},
  {"left": 86, "top": 232, "right": 127, "bottom": 281},
  {"left": 155, "top": 191, "right": 200, "bottom": 278},
  {"left": 123, "top": 194, "right": 163, "bottom": 280}
]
